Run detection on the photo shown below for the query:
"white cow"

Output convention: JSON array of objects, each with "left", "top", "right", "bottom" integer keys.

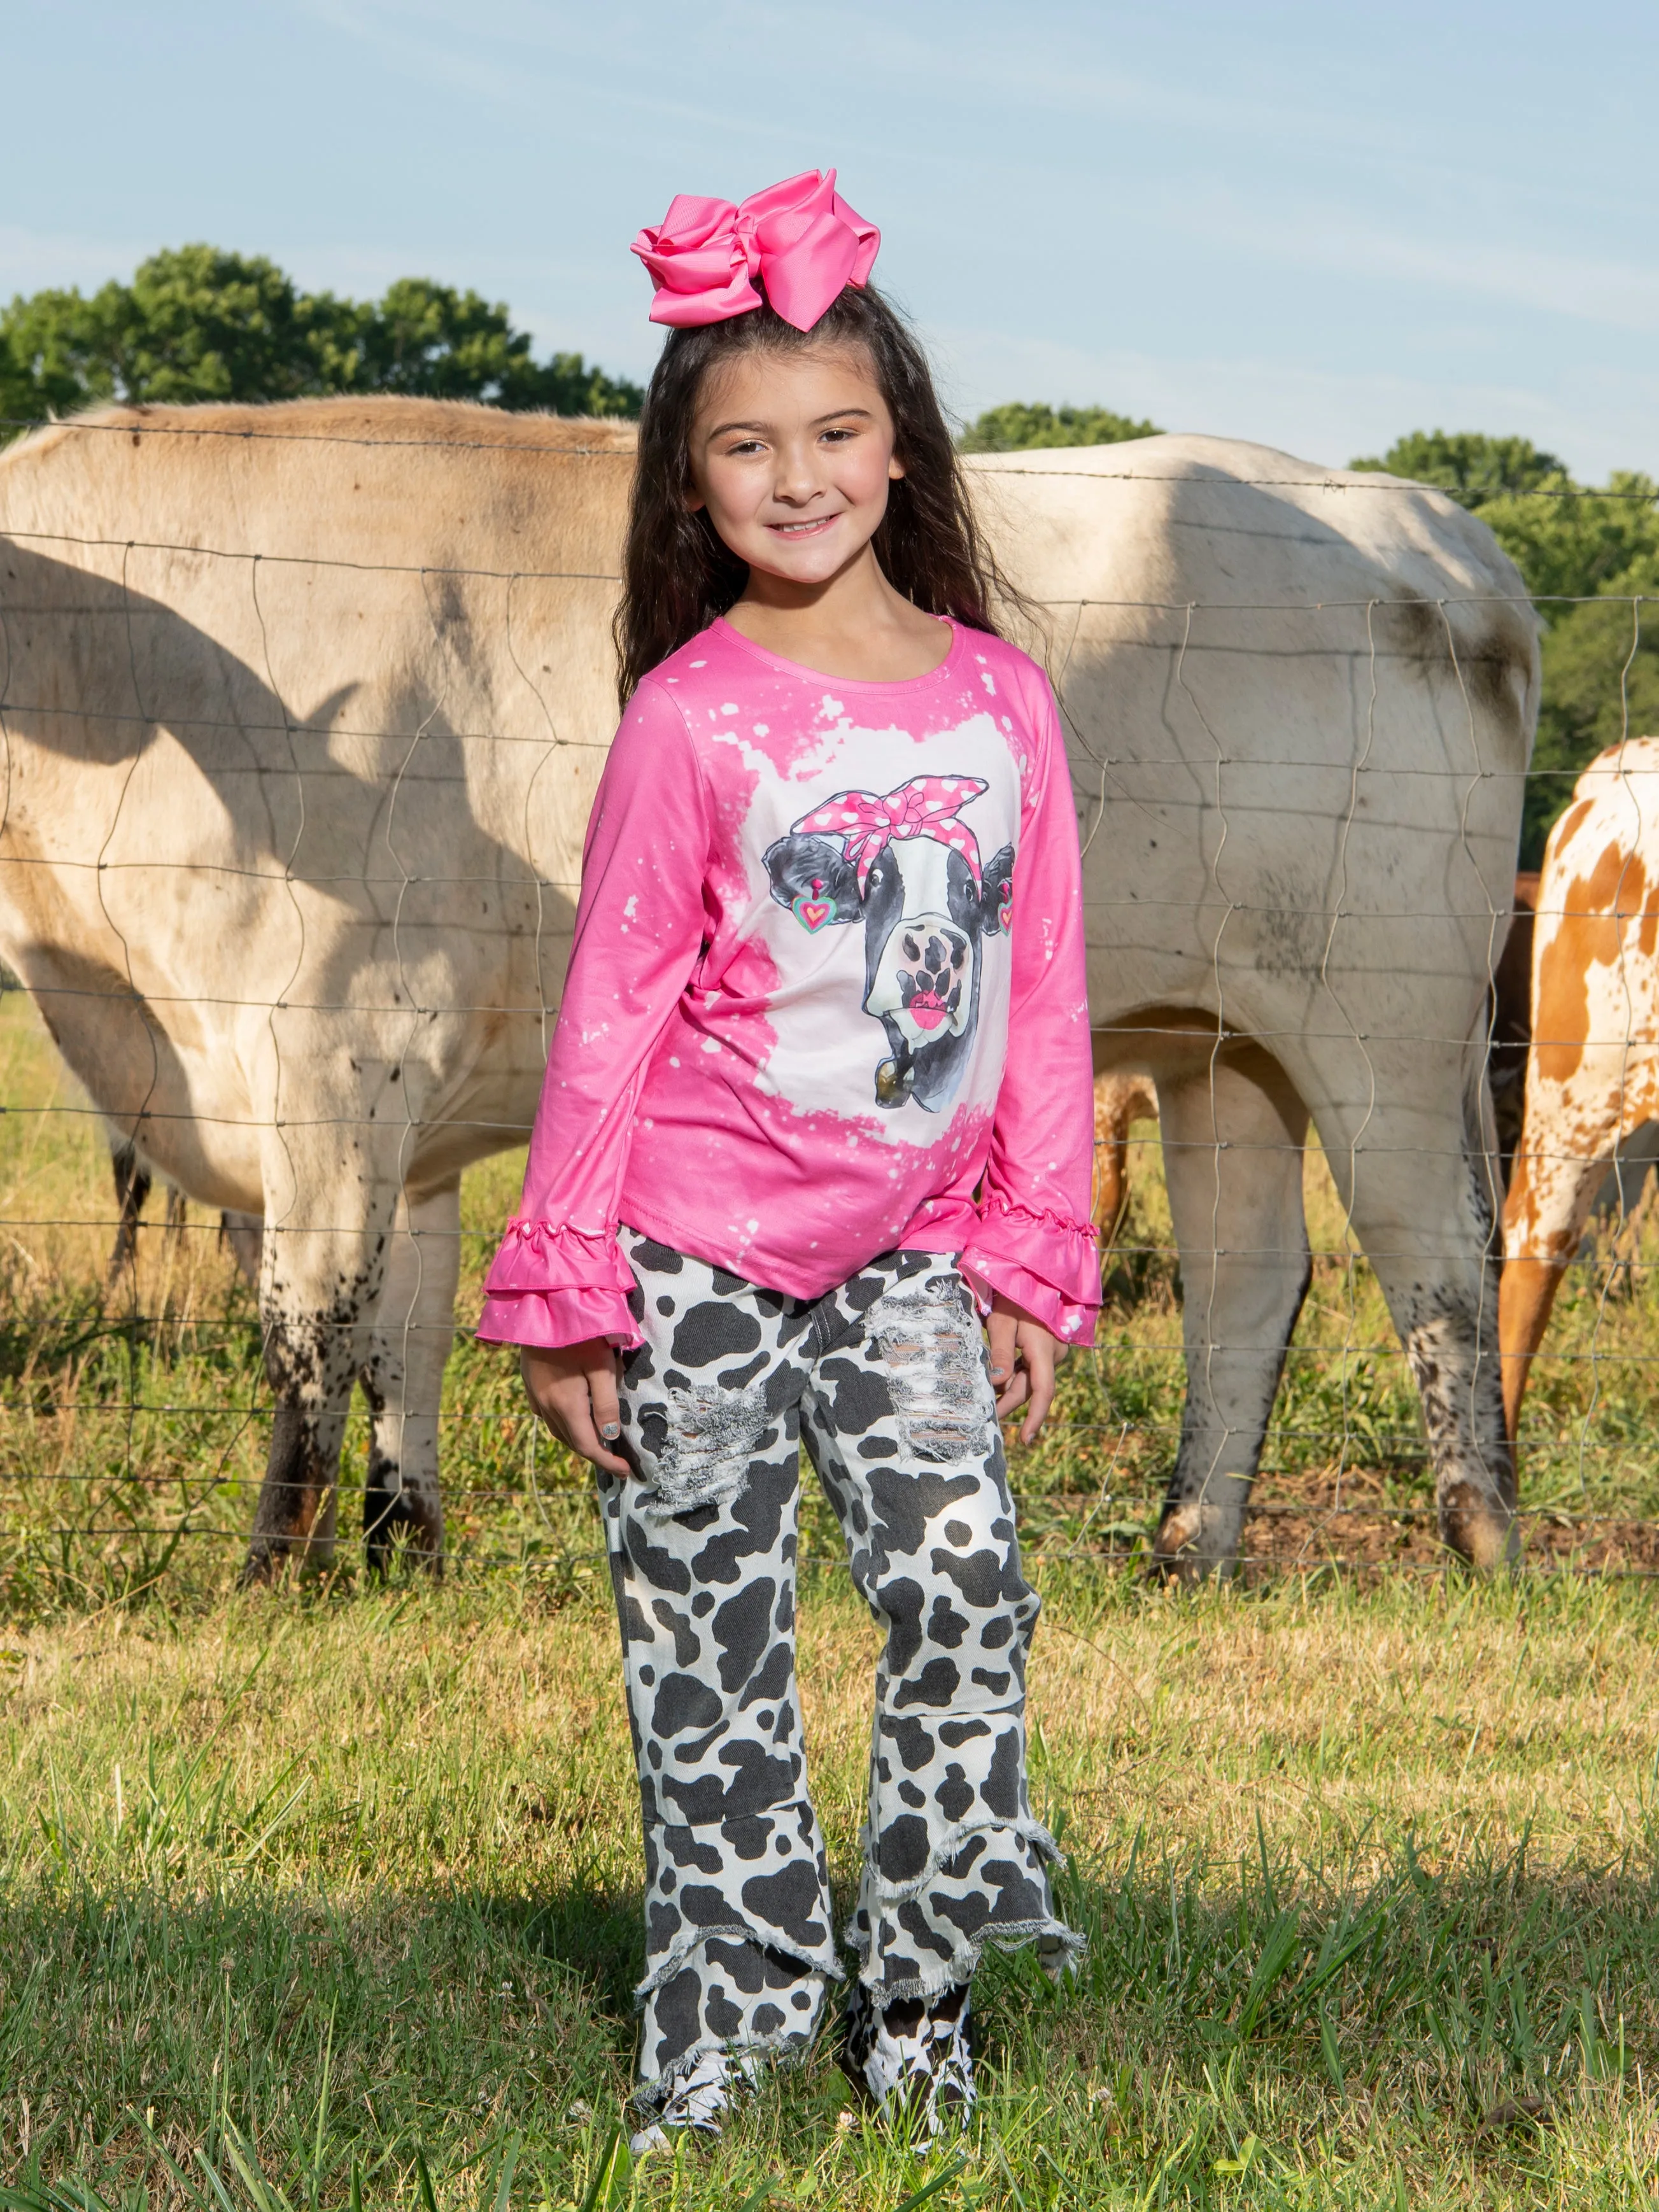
[
  {"left": 973, "top": 441, "right": 1535, "bottom": 1570},
  {"left": 0, "top": 404, "right": 1535, "bottom": 1578}
]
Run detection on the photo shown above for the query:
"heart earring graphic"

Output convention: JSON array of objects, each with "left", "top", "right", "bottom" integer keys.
[{"left": 793, "top": 891, "right": 837, "bottom": 931}]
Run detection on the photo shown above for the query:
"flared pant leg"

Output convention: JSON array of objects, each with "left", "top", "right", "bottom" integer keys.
[
  {"left": 600, "top": 1233, "right": 1081, "bottom": 2109},
  {"left": 798, "top": 1257, "right": 1085, "bottom": 2001}
]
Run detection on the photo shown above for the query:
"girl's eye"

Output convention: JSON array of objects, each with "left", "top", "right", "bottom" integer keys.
[
  {"left": 725, "top": 438, "right": 766, "bottom": 456},
  {"left": 821, "top": 427, "right": 856, "bottom": 444}
]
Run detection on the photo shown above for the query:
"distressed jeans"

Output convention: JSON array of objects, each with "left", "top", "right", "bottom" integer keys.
[{"left": 601, "top": 1229, "right": 1082, "bottom": 2109}]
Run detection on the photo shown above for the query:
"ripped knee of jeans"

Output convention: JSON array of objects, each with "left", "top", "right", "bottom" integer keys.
[{"left": 874, "top": 1281, "right": 995, "bottom": 1465}]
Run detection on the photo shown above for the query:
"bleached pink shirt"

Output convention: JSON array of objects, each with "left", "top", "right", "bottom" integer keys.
[{"left": 478, "top": 617, "right": 1100, "bottom": 1350}]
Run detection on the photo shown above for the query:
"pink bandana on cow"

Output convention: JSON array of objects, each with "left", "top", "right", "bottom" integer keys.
[{"left": 794, "top": 776, "right": 987, "bottom": 894}]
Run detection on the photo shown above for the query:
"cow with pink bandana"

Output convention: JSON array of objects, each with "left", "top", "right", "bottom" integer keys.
[{"left": 765, "top": 773, "right": 1015, "bottom": 1111}]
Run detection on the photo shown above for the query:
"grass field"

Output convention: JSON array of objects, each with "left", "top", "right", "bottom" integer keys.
[{"left": 4, "top": 989, "right": 1659, "bottom": 2206}]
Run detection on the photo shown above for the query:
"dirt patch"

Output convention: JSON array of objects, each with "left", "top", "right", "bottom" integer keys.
[{"left": 1022, "top": 1467, "right": 1659, "bottom": 1583}]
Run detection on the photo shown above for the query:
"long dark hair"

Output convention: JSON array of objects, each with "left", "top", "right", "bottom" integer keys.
[{"left": 614, "top": 283, "right": 1017, "bottom": 707}]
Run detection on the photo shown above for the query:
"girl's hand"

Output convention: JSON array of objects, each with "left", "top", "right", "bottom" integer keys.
[
  {"left": 519, "top": 1339, "right": 632, "bottom": 1476},
  {"left": 987, "top": 1295, "right": 1065, "bottom": 1445}
]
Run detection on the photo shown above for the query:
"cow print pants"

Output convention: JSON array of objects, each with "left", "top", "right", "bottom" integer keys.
[{"left": 602, "top": 1229, "right": 1084, "bottom": 2112}]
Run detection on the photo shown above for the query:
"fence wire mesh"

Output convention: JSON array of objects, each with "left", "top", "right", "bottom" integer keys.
[{"left": 0, "top": 408, "right": 1654, "bottom": 1609}]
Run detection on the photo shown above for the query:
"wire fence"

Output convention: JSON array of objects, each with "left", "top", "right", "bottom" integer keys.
[{"left": 0, "top": 406, "right": 1656, "bottom": 1605}]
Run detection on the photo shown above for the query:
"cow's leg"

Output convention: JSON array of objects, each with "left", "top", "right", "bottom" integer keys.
[
  {"left": 1152, "top": 1044, "right": 1311, "bottom": 1577},
  {"left": 218, "top": 1210, "right": 264, "bottom": 1290},
  {"left": 1092, "top": 1074, "right": 1139, "bottom": 1243},
  {"left": 1499, "top": 1098, "right": 1628, "bottom": 1444},
  {"left": 358, "top": 1180, "right": 459, "bottom": 1574},
  {"left": 1317, "top": 1085, "right": 1517, "bottom": 1570},
  {"left": 106, "top": 1141, "right": 151, "bottom": 1288},
  {"left": 162, "top": 1183, "right": 188, "bottom": 1265},
  {"left": 242, "top": 1177, "right": 396, "bottom": 1584}
]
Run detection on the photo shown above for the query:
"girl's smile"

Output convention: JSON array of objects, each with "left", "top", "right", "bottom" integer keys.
[{"left": 682, "top": 346, "right": 952, "bottom": 682}]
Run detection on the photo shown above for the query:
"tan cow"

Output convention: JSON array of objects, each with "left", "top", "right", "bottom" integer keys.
[
  {"left": 0, "top": 404, "right": 1536, "bottom": 1580},
  {"left": 1091, "top": 1071, "right": 1158, "bottom": 1243},
  {"left": 1500, "top": 741, "right": 1659, "bottom": 1437},
  {"left": 0, "top": 401, "right": 632, "bottom": 1573}
]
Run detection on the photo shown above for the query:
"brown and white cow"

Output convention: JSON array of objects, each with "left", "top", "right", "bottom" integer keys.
[{"left": 1500, "top": 741, "right": 1659, "bottom": 1437}]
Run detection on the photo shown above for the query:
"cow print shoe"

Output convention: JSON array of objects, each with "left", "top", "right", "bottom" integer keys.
[
  {"left": 628, "top": 2048, "right": 756, "bottom": 2158},
  {"left": 840, "top": 1980, "right": 977, "bottom": 2143}
]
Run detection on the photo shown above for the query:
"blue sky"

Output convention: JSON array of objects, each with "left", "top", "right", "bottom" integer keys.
[{"left": 6, "top": 0, "right": 1656, "bottom": 477}]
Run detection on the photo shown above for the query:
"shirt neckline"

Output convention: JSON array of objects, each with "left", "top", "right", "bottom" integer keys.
[{"left": 710, "top": 612, "right": 966, "bottom": 691}]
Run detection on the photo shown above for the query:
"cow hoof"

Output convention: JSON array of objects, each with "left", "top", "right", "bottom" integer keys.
[
  {"left": 364, "top": 1490, "right": 444, "bottom": 1578},
  {"left": 237, "top": 1542, "right": 289, "bottom": 1589},
  {"left": 237, "top": 1527, "right": 340, "bottom": 1588},
  {"left": 1439, "top": 1488, "right": 1521, "bottom": 1574},
  {"left": 1150, "top": 1500, "right": 1241, "bottom": 1582}
]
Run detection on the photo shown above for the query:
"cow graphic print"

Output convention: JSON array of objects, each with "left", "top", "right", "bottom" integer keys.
[
  {"left": 602, "top": 1229, "right": 1083, "bottom": 2113},
  {"left": 763, "top": 776, "right": 1017, "bottom": 1116}
]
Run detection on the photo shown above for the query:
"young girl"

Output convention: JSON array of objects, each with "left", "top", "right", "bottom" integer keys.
[{"left": 479, "top": 168, "right": 1100, "bottom": 2150}]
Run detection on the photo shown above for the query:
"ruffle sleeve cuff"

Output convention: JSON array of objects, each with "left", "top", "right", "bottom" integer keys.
[
  {"left": 959, "top": 1195, "right": 1101, "bottom": 1349},
  {"left": 476, "top": 1220, "right": 642, "bottom": 1351}
]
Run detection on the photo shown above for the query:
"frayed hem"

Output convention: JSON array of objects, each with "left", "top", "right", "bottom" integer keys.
[
  {"left": 633, "top": 2016, "right": 822, "bottom": 2116},
  {"left": 633, "top": 1926, "right": 842, "bottom": 2008},
  {"left": 858, "top": 1814, "right": 1068, "bottom": 1912},
  {"left": 845, "top": 1917, "right": 1087, "bottom": 2006}
]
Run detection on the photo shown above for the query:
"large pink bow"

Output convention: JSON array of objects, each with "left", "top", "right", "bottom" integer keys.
[
  {"left": 794, "top": 776, "right": 988, "bottom": 894},
  {"left": 631, "top": 169, "right": 880, "bottom": 332}
]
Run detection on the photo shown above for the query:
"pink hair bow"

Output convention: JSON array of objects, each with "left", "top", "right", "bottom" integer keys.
[
  {"left": 631, "top": 169, "right": 880, "bottom": 332},
  {"left": 794, "top": 776, "right": 988, "bottom": 894}
]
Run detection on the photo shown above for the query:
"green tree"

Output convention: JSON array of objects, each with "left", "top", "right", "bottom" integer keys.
[
  {"left": 343, "top": 279, "right": 640, "bottom": 414},
  {"left": 1348, "top": 428, "right": 1566, "bottom": 509},
  {"left": 0, "top": 244, "right": 642, "bottom": 438},
  {"left": 1477, "top": 472, "right": 1659, "bottom": 605},
  {"left": 0, "top": 284, "right": 109, "bottom": 419},
  {"left": 1522, "top": 561, "right": 1659, "bottom": 864},
  {"left": 1352, "top": 431, "right": 1659, "bottom": 865},
  {"left": 958, "top": 400, "right": 1161, "bottom": 453},
  {"left": 93, "top": 244, "right": 341, "bottom": 403}
]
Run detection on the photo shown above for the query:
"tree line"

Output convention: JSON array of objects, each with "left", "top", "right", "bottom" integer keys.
[
  {"left": 0, "top": 244, "right": 643, "bottom": 426},
  {"left": 3, "top": 250, "right": 1651, "bottom": 865}
]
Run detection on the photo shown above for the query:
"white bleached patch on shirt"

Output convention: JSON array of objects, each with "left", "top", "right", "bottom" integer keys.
[
  {"left": 622, "top": 894, "right": 639, "bottom": 920},
  {"left": 819, "top": 695, "right": 845, "bottom": 722},
  {"left": 752, "top": 724, "right": 769, "bottom": 736},
  {"left": 980, "top": 671, "right": 997, "bottom": 695}
]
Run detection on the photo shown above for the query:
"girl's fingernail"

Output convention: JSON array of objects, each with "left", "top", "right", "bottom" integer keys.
[{"left": 600, "top": 1423, "right": 621, "bottom": 1441}]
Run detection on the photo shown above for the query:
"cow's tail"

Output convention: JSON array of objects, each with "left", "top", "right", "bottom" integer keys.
[{"left": 1464, "top": 995, "right": 1506, "bottom": 1262}]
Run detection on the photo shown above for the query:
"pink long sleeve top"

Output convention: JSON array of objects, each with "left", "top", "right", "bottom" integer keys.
[{"left": 478, "top": 617, "right": 1101, "bottom": 1351}]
